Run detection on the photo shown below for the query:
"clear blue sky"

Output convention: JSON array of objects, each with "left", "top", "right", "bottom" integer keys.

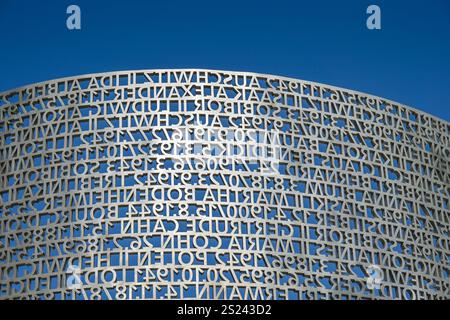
[{"left": 0, "top": 0, "right": 449, "bottom": 121}]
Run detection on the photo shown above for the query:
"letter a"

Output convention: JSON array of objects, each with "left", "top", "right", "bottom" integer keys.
[
  {"left": 366, "top": 5, "right": 381, "bottom": 30},
  {"left": 66, "top": 5, "right": 81, "bottom": 30}
]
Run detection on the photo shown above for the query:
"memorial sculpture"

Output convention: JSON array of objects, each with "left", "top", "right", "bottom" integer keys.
[{"left": 0, "top": 69, "right": 448, "bottom": 299}]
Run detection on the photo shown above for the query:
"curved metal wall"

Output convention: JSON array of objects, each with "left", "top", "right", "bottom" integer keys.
[{"left": 0, "top": 69, "right": 448, "bottom": 300}]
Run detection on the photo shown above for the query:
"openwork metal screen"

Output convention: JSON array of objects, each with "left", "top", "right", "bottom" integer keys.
[{"left": 0, "top": 69, "right": 448, "bottom": 300}]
